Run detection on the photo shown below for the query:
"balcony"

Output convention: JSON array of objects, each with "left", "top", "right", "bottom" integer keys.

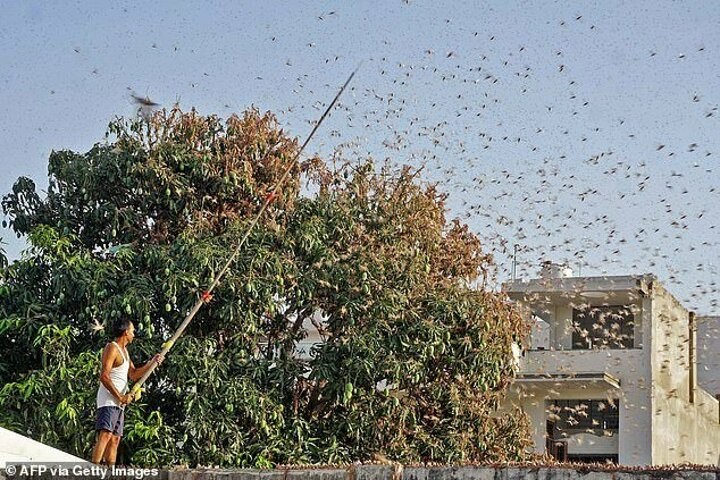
[
  {"left": 516, "top": 372, "right": 621, "bottom": 390},
  {"left": 519, "top": 348, "right": 644, "bottom": 373}
]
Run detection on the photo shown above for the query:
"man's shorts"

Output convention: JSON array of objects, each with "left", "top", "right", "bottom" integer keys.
[{"left": 95, "top": 406, "right": 125, "bottom": 437}]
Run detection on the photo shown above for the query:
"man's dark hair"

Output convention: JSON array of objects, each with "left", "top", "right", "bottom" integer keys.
[{"left": 112, "top": 318, "right": 133, "bottom": 339}]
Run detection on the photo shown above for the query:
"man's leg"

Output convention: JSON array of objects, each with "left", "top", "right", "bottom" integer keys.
[
  {"left": 102, "top": 435, "right": 121, "bottom": 466},
  {"left": 91, "top": 430, "right": 113, "bottom": 464}
]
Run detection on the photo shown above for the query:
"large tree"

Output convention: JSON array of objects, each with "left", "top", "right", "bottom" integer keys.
[{"left": 0, "top": 108, "right": 530, "bottom": 467}]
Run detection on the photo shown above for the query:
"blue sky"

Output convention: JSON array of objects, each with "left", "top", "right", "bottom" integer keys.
[{"left": 1, "top": 1, "right": 719, "bottom": 313}]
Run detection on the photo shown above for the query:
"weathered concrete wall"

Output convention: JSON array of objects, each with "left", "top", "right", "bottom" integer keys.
[
  {"left": 2, "top": 464, "right": 719, "bottom": 480},
  {"left": 649, "top": 283, "right": 720, "bottom": 466},
  {"left": 151, "top": 465, "right": 720, "bottom": 480}
]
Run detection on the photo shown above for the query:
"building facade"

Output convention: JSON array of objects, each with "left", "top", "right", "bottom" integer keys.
[
  {"left": 697, "top": 315, "right": 720, "bottom": 398},
  {"left": 503, "top": 273, "right": 720, "bottom": 466}
]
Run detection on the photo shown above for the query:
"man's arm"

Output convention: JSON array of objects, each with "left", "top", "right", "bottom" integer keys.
[
  {"left": 99, "top": 344, "right": 131, "bottom": 405},
  {"left": 128, "top": 354, "right": 164, "bottom": 383}
]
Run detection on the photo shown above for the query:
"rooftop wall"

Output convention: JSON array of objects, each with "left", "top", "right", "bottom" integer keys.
[
  {"left": 648, "top": 282, "right": 720, "bottom": 465},
  {"left": 165, "top": 465, "right": 720, "bottom": 479},
  {"left": 4, "top": 464, "right": 713, "bottom": 480}
]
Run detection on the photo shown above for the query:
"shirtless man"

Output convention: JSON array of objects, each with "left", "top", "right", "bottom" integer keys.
[{"left": 91, "top": 318, "right": 163, "bottom": 465}]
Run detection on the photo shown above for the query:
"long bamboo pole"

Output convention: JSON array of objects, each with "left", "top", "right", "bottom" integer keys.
[{"left": 130, "top": 67, "right": 358, "bottom": 397}]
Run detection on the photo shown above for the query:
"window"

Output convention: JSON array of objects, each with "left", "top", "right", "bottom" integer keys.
[
  {"left": 551, "top": 399, "right": 619, "bottom": 431},
  {"left": 572, "top": 305, "right": 635, "bottom": 349},
  {"left": 531, "top": 313, "right": 551, "bottom": 350},
  {"left": 567, "top": 454, "right": 618, "bottom": 464}
]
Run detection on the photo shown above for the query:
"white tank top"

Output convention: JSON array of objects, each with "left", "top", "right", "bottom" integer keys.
[{"left": 96, "top": 342, "right": 130, "bottom": 408}]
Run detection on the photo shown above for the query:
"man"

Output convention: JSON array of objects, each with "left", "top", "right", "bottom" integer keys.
[{"left": 91, "top": 318, "right": 164, "bottom": 465}]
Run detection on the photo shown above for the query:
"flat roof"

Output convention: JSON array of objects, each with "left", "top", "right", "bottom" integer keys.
[{"left": 503, "top": 274, "right": 654, "bottom": 296}]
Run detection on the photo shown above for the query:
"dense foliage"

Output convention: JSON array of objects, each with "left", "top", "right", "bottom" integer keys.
[{"left": 0, "top": 108, "right": 530, "bottom": 466}]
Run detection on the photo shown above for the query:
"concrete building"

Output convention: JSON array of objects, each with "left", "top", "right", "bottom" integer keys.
[
  {"left": 503, "top": 269, "right": 720, "bottom": 466},
  {"left": 697, "top": 315, "right": 720, "bottom": 398}
]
